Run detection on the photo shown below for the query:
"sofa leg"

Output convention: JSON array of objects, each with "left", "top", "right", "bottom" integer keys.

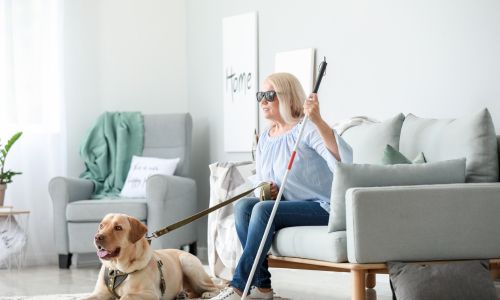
[
  {"left": 366, "top": 273, "right": 376, "bottom": 288},
  {"left": 491, "top": 268, "right": 500, "bottom": 280},
  {"left": 352, "top": 269, "right": 366, "bottom": 300},
  {"left": 58, "top": 253, "right": 72, "bottom": 269}
]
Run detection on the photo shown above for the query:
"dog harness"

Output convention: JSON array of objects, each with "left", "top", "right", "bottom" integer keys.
[{"left": 104, "top": 259, "right": 166, "bottom": 299}]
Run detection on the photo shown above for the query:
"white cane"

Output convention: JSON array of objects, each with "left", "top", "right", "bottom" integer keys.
[{"left": 241, "top": 58, "right": 328, "bottom": 299}]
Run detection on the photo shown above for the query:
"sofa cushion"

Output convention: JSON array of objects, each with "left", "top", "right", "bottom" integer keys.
[
  {"left": 329, "top": 158, "right": 466, "bottom": 232},
  {"left": 399, "top": 108, "right": 499, "bottom": 183},
  {"left": 271, "top": 226, "right": 347, "bottom": 263},
  {"left": 66, "top": 198, "right": 147, "bottom": 222},
  {"left": 341, "top": 113, "right": 405, "bottom": 164},
  {"left": 388, "top": 260, "right": 497, "bottom": 300}
]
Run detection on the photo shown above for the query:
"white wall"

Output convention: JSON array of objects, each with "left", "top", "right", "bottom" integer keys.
[
  {"left": 64, "top": 0, "right": 188, "bottom": 177},
  {"left": 186, "top": 0, "right": 500, "bottom": 247},
  {"left": 59, "top": 0, "right": 500, "bottom": 257},
  {"left": 34, "top": 0, "right": 189, "bottom": 266}
]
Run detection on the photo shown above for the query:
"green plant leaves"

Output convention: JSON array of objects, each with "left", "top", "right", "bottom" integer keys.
[{"left": 0, "top": 131, "right": 23, "bottom": 184}]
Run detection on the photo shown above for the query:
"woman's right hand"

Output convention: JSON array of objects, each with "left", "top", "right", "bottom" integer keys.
[{"left": 269, "top": 182, "right": 278, "bottom": 200}]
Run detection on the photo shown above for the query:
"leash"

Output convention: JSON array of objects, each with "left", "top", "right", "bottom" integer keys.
[
  {"left": 241, "top": 58, "right": 328, "bottom": 300},
  {"left": 146, "top": 182, "right": 269, "bottom": 241}
]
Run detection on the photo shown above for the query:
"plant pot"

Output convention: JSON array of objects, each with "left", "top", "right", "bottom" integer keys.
[{"left": 0, "top": 184, "right": 6, "bottom": 207}]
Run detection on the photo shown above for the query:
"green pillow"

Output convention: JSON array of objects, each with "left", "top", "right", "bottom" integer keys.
[{"left": 382, "top": 144, "right": 426, "bottom": 164}]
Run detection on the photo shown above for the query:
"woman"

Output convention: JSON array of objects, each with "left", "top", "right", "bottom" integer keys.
[{"left": 211, "top": 73, "right": 352, "bottom": 300}]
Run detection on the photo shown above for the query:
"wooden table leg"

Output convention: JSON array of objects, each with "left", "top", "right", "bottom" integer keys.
[
  {"left": 352, "top": 269, "right": 366, "bottom": 300},
  {"left": 366, "top": 273, "right": 376, "bottom": 289}
]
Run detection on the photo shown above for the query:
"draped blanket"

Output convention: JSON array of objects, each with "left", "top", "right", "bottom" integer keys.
[
  {"left": 79, "top": 112, "right": 144, "bottom": 199},
  {"left": 208, "top": 161, "right": 255, "bottom": 280}
]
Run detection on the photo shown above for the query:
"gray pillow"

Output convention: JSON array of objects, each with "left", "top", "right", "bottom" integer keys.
[
  {"left": 399, "top": 108, "right": 499, "bottom": 183},
  {"left": 388, "top": 260, "right": 497, "bottom": 300},
  {"left": 329, "top": 158, "right": 466, "bottom": 232},
  {"left": 341, "top": 113, "right": 405, "bottom": 164}
]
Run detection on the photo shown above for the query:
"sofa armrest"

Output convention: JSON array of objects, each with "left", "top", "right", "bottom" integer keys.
[
  {"left": 346, "top": 183, "right": 500, "bottom": 263},
  {"left": 48, "top": 177, "right": 94, "bottom": 254},
  {"left": 146, "top": 174, "right": 197, "bottom": 249}
]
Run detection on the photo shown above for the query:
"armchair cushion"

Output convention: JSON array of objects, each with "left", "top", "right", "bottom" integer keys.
[
  {"left": 66, "top": 198, "right": 147, "bottom": 222},
  {"left": 329, "top": 158, "right": 466, "bottom": 232}
]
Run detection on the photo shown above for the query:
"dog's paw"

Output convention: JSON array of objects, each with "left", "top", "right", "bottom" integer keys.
[
  {"left": 200, "top": 290, "right": 220, "bottom": 299},
  {"left": 175, "top": 290, "right": 189, "bottom": 299}
]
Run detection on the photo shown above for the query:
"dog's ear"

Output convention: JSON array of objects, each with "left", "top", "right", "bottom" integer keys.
[{"left": 128, "top": 216, "right": 148, "bottom": 243}]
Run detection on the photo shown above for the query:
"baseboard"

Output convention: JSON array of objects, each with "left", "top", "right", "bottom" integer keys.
[
  {"left": 74, "top": 253, "right": 100, "bottom": 268},
  {"left": 197, "top": 246, "right": 208, "bottom": 264},
  {"left": 0, "top": 252, "right": 57, "bottom": 269}
]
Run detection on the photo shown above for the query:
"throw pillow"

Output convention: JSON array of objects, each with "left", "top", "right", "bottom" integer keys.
[
  {"left": 399, "top": 108, "right": 498, "bottom": 182},
  {"left": 120, "top": 156, "right": 180, "bottom": 198},
  {"left": 341, "top": 113, "right": 405, "bottom": 164},
  {"left": 388, "top": 260, "right": 497, "bottom": 300},
  {"left": 328, "top": 158, "right": 466, "bottom": 232},
  {"left": 382, "top": 144, "right": 426, "bottom": 164}
]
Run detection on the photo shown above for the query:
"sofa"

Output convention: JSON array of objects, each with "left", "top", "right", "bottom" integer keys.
[
  {"left": 268, "top": 108, "right": 500, "bottom": 299},
  {"left": 49, "top": 113, "right": 198, "bottom": 268}
]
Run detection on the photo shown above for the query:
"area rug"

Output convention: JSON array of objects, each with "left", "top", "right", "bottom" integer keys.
[
  {"left": 0, "top": 294, "right": 89, "bottom": 300},
  {"left": 0, "top": 294, "right": 288, "bottom": 300}
]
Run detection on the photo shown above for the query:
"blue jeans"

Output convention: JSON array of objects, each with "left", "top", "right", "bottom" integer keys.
[{"left": 230, "top": 197, "right": 329, "bottom": 291}]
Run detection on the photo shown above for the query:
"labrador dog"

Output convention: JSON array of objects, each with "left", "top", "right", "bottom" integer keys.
[{"left": 83, "top": 213, "right": 220, "bottom": 300}]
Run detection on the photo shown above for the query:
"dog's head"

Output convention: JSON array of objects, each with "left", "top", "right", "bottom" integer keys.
[{"left": 94, "top": 213, "right": 148, "bottom": 261}]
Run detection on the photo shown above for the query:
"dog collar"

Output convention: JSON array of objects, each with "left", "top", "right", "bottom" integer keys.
[{"left": 104, "top": 259, "right": 165, "bottom": 299}]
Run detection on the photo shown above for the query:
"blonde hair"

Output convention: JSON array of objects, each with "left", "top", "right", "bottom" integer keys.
[{"left": 265, "top": 73, "right": 306, "bottom": 124}]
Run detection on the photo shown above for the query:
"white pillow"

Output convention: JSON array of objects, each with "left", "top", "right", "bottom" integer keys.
[{"left": 120, "top": 156, "right": 180, "bottom": 198}]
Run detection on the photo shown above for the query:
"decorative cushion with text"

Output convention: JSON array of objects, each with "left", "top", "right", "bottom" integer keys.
[{"left": 120, "top": 156, "right": 180, "bottom": 198}]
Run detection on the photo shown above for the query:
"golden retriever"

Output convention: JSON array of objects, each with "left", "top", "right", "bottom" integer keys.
[{"left": 83, "top": 213, "right": 220, "bottom": 300}]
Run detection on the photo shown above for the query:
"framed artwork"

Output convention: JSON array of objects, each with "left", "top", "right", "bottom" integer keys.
[
  {"left": 222, "top": 12, "right": 258, "bottom": 152},
  {"left": 275, "top": 48, "right": 315, "bottom": 94}
]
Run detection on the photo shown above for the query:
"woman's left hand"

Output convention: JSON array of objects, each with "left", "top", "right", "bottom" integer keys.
[{"left": 303, "top": 93, "right": 323, "bottom": 125}]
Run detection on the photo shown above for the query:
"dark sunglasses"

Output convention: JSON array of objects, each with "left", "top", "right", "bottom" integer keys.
[{"left": 256, "top": 91, "right": 277, "bottom": 102}]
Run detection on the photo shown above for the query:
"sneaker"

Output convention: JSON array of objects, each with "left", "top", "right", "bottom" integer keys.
[
  {"left": 209, "top": 287, "right": 242, "bottom": 300},
  {"left": 248, "top": 286, "right": 274, "bottom": 299}
]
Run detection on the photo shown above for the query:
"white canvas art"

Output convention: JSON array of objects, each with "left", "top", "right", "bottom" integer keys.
[
  {"left": 222, "top": 12, "right": 258, "bottom": 152},
  {"left": 275, "top": 48, "right": 315, "bottom": 94}
]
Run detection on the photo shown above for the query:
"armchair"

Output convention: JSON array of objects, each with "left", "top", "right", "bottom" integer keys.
[{"left": 49, "top": 113, "right": 197, "bottom": 268}]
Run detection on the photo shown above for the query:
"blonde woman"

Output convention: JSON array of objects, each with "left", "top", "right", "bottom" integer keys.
[{"left": 211, "top": 73, "right": 353, "bottom": 300}]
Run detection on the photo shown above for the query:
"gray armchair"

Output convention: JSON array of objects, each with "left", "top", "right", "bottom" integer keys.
[{"left": 49, "top": 113, "right": 197, "bottom": 268}]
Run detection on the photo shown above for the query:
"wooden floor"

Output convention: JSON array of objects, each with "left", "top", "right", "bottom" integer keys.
[
  {"left": 0, "top": 260, "right": 499, "bottom": 299},
  {"left": 268, "top": 256, "right": 500, "bottom": 300}
]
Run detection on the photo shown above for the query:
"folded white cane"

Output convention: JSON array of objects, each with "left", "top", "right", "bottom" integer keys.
[{"left": 241, "top": 58, "right": 328, "bottom": 300}]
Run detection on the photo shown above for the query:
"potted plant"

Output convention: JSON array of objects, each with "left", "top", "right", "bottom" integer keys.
[{"left": 0, "top": 132, "right": 23, "bottom": 206}]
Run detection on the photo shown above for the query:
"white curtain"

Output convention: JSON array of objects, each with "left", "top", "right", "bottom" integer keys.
[{"left": 0, "top": 0, "right": 65, "bottom": 266}]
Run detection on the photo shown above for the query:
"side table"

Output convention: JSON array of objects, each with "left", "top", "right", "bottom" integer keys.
[{"left": 0, "top": 206, "right": 30, "bottom": 270}]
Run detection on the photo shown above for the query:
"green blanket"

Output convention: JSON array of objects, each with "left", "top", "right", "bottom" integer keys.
[{"left": 80, "top": 112, "right": 144, "bottom": 199}]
